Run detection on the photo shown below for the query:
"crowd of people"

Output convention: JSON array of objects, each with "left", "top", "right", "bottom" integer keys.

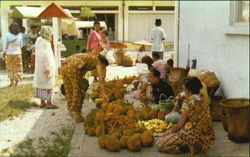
[{"left": 1, "top": 18, "right": 215, "bottom": 155}]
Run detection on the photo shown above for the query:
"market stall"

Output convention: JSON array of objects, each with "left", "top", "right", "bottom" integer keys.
[{"left": 38, "top": 2, "right": 79, "bottom": 70}]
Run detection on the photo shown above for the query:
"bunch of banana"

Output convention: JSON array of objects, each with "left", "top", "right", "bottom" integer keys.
[
  {"left": 165, "top": 123, "right": 174, "bottom": 130},
  {"left": 137, "top": 119, "right": 169, "bottom": 133}
]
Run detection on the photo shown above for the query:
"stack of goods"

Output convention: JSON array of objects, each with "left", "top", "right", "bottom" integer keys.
[
  {"left": 91, "top": 76, "right": 138, "bottom": 102},
  {"left": 84, "top": 99, "right": 174, "bottom": 152}
]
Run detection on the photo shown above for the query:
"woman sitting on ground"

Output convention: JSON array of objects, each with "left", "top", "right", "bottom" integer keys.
[
  {"left": 132, "top": 56, "right": 154, "bottom": 100},
  {"left": 156, "top": 77, "right": 215, "bottom": 155}
]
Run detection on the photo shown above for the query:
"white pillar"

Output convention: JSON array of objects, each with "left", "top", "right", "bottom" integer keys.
[
  {"left": 1, "top": 4, "right": 9, "bottom": 39},
  {"left": 52, "top": 17, "right": 59, "bottom": 74},
  {"left": 124, "top": 4, "right": 129, "bottom": 42},
  {"left": 173, "top": 1, "right": 180, "bottom": 67},
  {"left": 22, "top": 19, "right": 28, "bottom": 34},
  {"left": 118, "top": 5, "right": 124, "bottom": 42}
]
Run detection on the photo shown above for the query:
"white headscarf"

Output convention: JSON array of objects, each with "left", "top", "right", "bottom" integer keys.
[{"left": 38, "top": 26, "right": 53, "bottom": 41}]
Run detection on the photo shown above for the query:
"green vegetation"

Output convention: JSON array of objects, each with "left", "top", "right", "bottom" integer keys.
[
  {"left": 9, "top": 127, "right": 74, "bottom": 157},
  {"left": 0, "top": 84, "right": 37, "bottom": 122}
]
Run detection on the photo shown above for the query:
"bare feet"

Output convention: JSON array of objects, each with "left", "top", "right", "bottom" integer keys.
[
  {"left": 188, "top": 145, "right": 196, "bottom": 156},
  {"left": 75, "top": 113, "right": 84, "bottom": 123},
  {"left": 14, "top": 80, "right": 19, "bottom": 86}
]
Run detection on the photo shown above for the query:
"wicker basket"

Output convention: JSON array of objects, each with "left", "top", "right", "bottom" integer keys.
[
  {"left": 122, "top": 56, "right": 133, "bottom": 67},
  {"left": 115, "top": 50, "right": 124, "bottom": 65},
  {"left": 200, "top": 70, "right": 220, "bottom": 87},
  {"left": 159, "top": 94, "right": 174, "bottom": 112}
]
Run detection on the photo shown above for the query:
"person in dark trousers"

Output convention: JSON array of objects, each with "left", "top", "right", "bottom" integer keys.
[{"left": 148, "top": 68, "right": 174, "bottom": 104}]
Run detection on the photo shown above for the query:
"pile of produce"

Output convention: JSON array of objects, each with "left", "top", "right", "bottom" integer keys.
[
  {"left": 91, "top": 76, "right": 138, "bottom": 101},
  {"left": 137, "top": 119, "right": 174, "bottom": 133},
  {"left": 84, "top": 99, "right": 173, "bottom": 152}
]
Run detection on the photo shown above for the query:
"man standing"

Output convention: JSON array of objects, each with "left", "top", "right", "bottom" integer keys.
[{"left": 150, "top": 19, "right": 166, "bottom": 59}]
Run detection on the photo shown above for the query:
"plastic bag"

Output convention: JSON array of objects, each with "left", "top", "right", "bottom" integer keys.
[
  {"left": 165, "top": 111, "right": 180, "bottom": 124},
  {"left": 106, "top": 50, "right": 116, "bottom": 64}
]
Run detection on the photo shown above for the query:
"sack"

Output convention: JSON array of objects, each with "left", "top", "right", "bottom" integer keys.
[
  {"left": 165, "top": 111, "right": 180, "bottom": 124},
  {"left": 188, "top": 69, "right": 202, "bottom": 79},
  {"left": 106, "top": 50, "right": 116, "bottom": 64},
  {"left": 159, "top": 94, "right": 174, "bottom": 112},
  {"left": 200, "top": 70, "right": 220, "bottom": 87}
]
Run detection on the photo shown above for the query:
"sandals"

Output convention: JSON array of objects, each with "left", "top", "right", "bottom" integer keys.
[{"left": 46, "top": 104, "right": 59, "bottom": 109}]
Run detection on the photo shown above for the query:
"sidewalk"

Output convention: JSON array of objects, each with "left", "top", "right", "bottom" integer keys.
[
  {"left": 68, "top": 94, "right": 249, "bottom": 157},
  {"left": 0, "top": 70, "right": 34, "bottom": 88}
]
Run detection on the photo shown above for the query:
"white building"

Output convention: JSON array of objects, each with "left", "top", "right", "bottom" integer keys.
[
  {"left": 0, "top": 1, "right": 175, "bottom": 43},
  {"left": 176, "top": 1, "right": 249, "bottom": 98}
]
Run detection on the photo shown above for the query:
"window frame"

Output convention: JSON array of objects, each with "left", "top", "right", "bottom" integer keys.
[{"left": 225, "top": 1, "right": 249, "bottom": 36}]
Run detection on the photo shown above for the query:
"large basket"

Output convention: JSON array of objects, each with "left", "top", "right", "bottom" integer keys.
[
  {"left": 159, "top": 94, "right": 174, "bottom": 112},
  {"left": 220, "top": 98, "right": 249, "bottom": 143}
]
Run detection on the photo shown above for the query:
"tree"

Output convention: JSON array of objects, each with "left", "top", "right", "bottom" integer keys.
[{"left": 80, "top": 7, "right": 96, "bottom": 21}]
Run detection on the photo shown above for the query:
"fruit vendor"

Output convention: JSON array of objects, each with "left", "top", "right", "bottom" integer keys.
[
  {"left": 156, "top": 77, "right": 215, "bottom": 155},
  {"left": 61, "top": 53, "right": 109, "bottom": 122},
  {"left": 147, "top": 68, "right": 174, "bottom": 104}
]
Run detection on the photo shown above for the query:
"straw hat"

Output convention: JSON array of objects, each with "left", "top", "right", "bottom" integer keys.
[{"left": 39, "top": 26, "right": 53, "bottom": 40}]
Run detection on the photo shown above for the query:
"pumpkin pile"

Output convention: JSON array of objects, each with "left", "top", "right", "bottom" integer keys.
[
  {"left": 84, "top": 99, "right": 173, "bottom": 152},
  {"left": 91, "top": 76, "right": 138, "bottom": 101}
]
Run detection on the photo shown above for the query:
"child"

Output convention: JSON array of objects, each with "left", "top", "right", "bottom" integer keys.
[{"left": 100, "top": 30, "right": 110, "bottom": 57}]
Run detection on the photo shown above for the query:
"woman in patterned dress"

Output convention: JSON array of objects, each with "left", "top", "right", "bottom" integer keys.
[
  {"left": 61, "top": 53, "right": 109, "bottom": 122},
  {"left": 156, "top": 77, "right": 215, "bottom": 155},
  {"left": 2, "top": 23, "right": 23, "bottom": 87}
]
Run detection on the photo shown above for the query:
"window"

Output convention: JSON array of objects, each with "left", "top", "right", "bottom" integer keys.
[
  {"left": 230, "top": 1, "right": 249, "bottom": 25},
  {"left": 90, "top": 6, "right": 118, "bottom": 10},
  {"left": 129, "top": 6, "right": 153, "bottom": 11},
  {"left": 10, "top": 5, "right": 22, "bottom": 10},
  {"left": 155, "top": 6, "right": 175, "bottom": 11},
  {"left": 27, "top": 5, "right": 41, "bottom": 7},
  {"left": 226, "top": 1, "right": 249, "bottom": 35},
  {"left": 62, "top": 6, "right": 81, "bottom": 11}
]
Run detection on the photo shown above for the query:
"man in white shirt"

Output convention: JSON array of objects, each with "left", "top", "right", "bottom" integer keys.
[{"left": 150, "top": 19, "right": 166, "bottom": 59}]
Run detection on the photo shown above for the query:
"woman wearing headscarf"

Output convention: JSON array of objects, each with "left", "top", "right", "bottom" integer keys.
[
  {"left": 156, "top": 77, "right": 215, "bottom": 155},
  {"left": 33, "top": 26, "right": 58, "bottom": 109},
  {"left": 2, "top": 23, "right": 23, "bottom": 87}
]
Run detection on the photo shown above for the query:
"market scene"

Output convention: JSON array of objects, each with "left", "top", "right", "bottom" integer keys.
[{"left": 0, "top": 1, "right": 249, "bottom": 157}]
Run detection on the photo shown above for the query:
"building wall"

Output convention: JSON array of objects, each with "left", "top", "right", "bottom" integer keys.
[
  {"left": 178, "top": 1, "right": 249, "bottom": 98},
  {"left": 0, "top": 1, "right": 175, "bottom": 42}
]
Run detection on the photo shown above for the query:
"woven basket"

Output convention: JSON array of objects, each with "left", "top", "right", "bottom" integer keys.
[
  {"left": 200, "top": 70, "right": 220, "bottom": 87},
  {"left": 122, "top": 56, "right": 133, "bottom": 67},
  {"left": 159, "top": 94, "right": 174, "bottom": 112}
]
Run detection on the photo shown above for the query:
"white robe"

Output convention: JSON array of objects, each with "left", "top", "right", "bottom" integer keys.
[{"left": 33, "top": 37, "right": 56, "bottom": 89}]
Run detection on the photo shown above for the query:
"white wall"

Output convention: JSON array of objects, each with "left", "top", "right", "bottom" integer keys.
[
  {"left": 128, "top": 13, "right": 174, "bottom": 42},
  {"left": 178, "top": 1, "right": 249, "bottom": 98}
]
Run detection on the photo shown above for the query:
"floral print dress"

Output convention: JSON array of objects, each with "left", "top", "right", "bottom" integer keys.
[
  {"left": 61, "top": 53, "right": 100, "bottom": 113},
  {"left": 156, "top": 94, "right": 215, "bottom": 153}
]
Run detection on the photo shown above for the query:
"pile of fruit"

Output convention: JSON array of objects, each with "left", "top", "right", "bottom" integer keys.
[
  {"left": 137, "top": 119, "right": 174, "bottom": 133},
  {"left": 91, "top": 76, "right": 138, "bottom": 101},
  {"left": 84, "top": 99, "right": 173, "bottom": 152}
]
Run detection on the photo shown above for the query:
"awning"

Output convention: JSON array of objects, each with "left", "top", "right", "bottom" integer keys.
[
  {"left": 76, "top": 21, "right": 107, "bottom": 29},
  {"left": 11, "top": 6, "right": 79, "bottom": 36},
  {"left": 38, "top": 3, "right": 72, "bottom": 18},
  {"left": 12, "top": 7, "right": 44, "bottom": 18},
  {"left": 61, "top": 19, "right": 80, "bottom": 36}
]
